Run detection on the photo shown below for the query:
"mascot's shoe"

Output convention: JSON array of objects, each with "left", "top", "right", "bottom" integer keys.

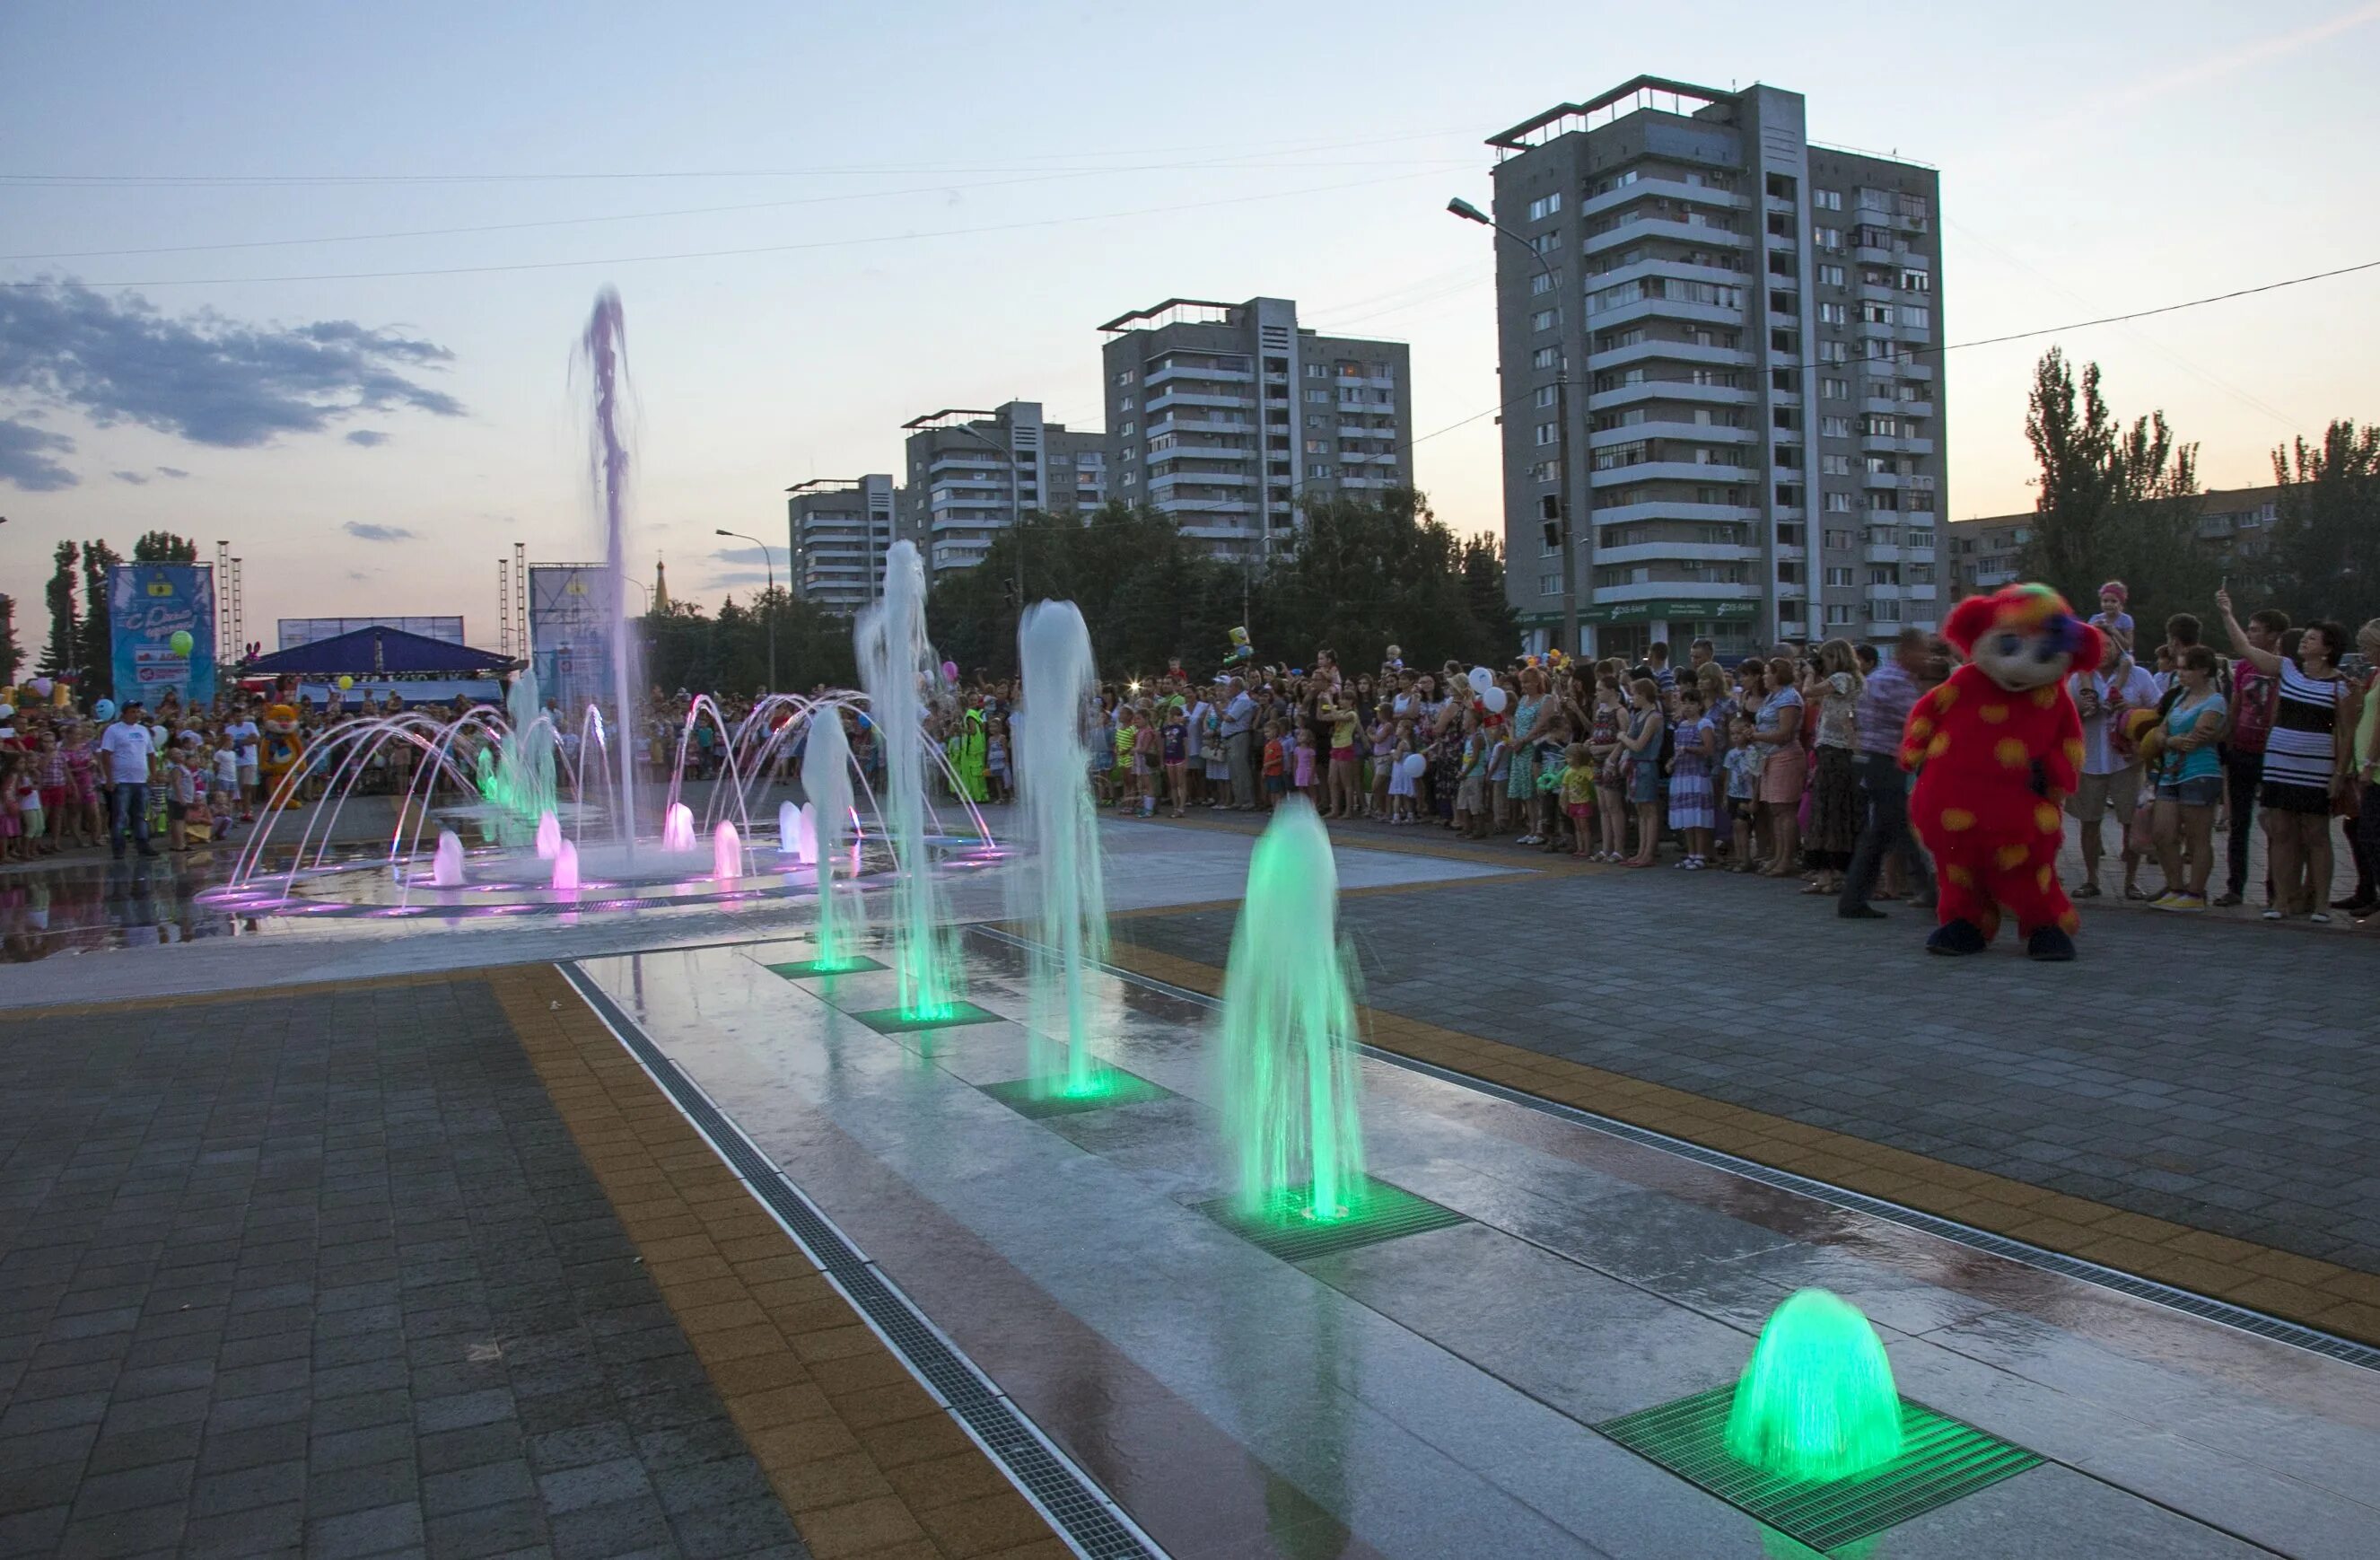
[
  {"left": 2026, "top": 925, "right": 2077, "bottom": 962},
  {"left": 1925, "top": 919, "right": 1989, "bottom": 957}
]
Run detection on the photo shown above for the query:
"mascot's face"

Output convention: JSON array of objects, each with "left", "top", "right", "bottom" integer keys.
[
  {"left": 1944, "top": 584, "right": 2102, "bottom": 695},
  {"left": 263, "top": 703, "right": 299, "bottom": 735}
]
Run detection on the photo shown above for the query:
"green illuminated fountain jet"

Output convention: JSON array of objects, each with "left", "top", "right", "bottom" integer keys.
[
  {"left": 1218, "top": 799, "right": 1365, "bottom": 1223},
  {"left": 1726, "top": 1287, "right": 1905, "bottom": 1482}
]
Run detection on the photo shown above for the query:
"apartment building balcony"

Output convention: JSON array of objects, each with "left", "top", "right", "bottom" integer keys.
[
  {"left": 1591, "top": 500, "right": 1759, "bottom": 528},
  {"left": 1864, "top": 543, "right": 1907, "bottom": 565},
  {"left": 1857, "top": 318, "right": 1895, "bottom": 339},
  {"left": 1149, "top": 470, "right": 1254, "bottom": 490},
  {"left": 1588, "top": 256, "right": 1755, "bottom": 293},
  {"left": 1579, "top": 177, "right": 1746, "bottom": 221},
  {"left": 1587, "top": 296, "right": 1745, "bottom": 334},
  {"left": 1593, "top": 540, "right": 1760, "bottom": 566},
  {"left": 1144, "top": 364, "right": 1252, "bottom": 389},
  {"left": 1160, "top": 443, "right": 1255, "bottom": 461},
  {"left": 1901, "top": 361, "right": 1934, "bottom": 381},
  {"left": 1853, "top": 244, "right": 1896, "bottom": 266},
  {"left": 1905, "top": 583, "right": 1939, "bottom": 601},
  {"left": 1337, "top": 424, "right": 1397, "bottom": 440},
  {"left": 1589, "top": 460, "right": 1754, "bottom": 487},
  {"left": 1592, "top": 580, "right": 1762, "bottom": 607},
  {"left": 929, "top": 492, "right": 1010, "bottom": 512},
  {"left": 1865, "top": 396, "right": 1935, "bottom": 417},
  {"left": 1594, "top": 339, "right": 1754, "bottom": 372},
  {"left": 1859, "top": 283, "right": 1894, "bottom": 302},
  {"left": 1145, "top": 390, "right": 1253, "bottom": 413},
  {"left": 1147, "top": 414, "right": 1254, "bottom": 437},
  {"left": 1862, "top": 470, "right": 1902, "bottom": 488},
  {"left": 1584, "top": 378, "right": 1754, "bottom": 413},
  {"left": 926, "top": 458, "right": 1008, "bottom": 478},
  {"left": 1865, "top": 583, "right": 1904, "bottom": 602},
  {"left": 1585, "top": 218, "right": 1747, "bottom": 258},
  {"left": 1588, "top": 420, "right": 1754, "bottom": 449},
  {"left": 1338, "top": 475, "right": 1404, "bottom": 490},
  {"left": 1153, "top": 495, "right": 1254, "bottom": 513}
]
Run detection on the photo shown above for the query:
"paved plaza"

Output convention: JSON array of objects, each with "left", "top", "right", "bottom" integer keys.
[{"left": 1, "top": 817, "right": 2375, "bottom": 1557}]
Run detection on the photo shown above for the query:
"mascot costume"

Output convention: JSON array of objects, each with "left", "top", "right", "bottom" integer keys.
[
  {"left": 1901, "top": 583, "right": 2102, "bottom": 961},
  {"left": 257, "top": 702, "right": 306, "bottom": 809}
]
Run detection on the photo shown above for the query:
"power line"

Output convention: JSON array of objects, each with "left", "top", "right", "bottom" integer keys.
[
  {"left": 1932, "top": 259, "right": 2380, "bottom": 353},
  {"left": 0, "top": 169, "right": 1451, "bottom": 289}
]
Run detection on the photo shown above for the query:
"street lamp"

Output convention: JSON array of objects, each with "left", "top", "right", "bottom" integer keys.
[
  {"left": 1449, "top": 195, "right": 1579, "bottom": 660},
  {"left": 714, "top": 529, "right": 777, "bottom": 691}
]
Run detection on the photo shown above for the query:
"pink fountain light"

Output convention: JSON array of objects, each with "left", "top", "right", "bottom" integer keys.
[
  {"left": 551, "top": 839, "right": 582, "bottom": 894},
  {"left": 713, "top": 820, "right": 742, "bottom": 882}
]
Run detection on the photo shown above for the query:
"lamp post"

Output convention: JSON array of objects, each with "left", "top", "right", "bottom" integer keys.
[
  {"left": 714, "top": 529, "right": 777, "bottom": 691},
  {"left": 1448, "top": 195, "right": 1579, "bottom": 660}
]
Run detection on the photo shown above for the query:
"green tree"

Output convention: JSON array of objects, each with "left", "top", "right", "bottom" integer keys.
[
  {"left": 2016, "top": 348, "right": 2211, "bottom": 625},
  {"left": 77, "top": 539, "right": 122, "bottom": 700},
  {"left": 2265, "top": 419, "right": 2380, "bottom": 627},
  {"left": 37, "top": 540, "right": 78, "bottom": 678},
  {"left": 131, "top": 530, "right": 200, "bottom": 563},
  {"left": 1256, "top": 488, "right": 1519, "bottom": 673},
  {"left": 0, "top": 592, "right": 22, "bottom": 688}
]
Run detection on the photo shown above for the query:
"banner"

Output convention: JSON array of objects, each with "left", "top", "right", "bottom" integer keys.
[
  {"left": 526, "top": 564, "right": 616, "bottom": 719},
  {"left": 109, "top": 563, "right": 216, "bottom": 706}
]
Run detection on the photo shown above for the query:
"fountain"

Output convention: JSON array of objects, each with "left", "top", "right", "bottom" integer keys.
[
  {"left": 534, "top": 811, "right": 562, "bottom": 861},
  {"left": 713, "top": 820, "right": 742, "bottom": 883},
  {"left": 1726, "top": 1288, "right": 1904, "bottom": 1482},
  {"left": 581, "top": 287, "right": 640, "bottom": 851},
  {"left": 1012, "top": 600, "right": 1109, "bottom": 1096},
  {"left": 550, "top": 839, "right": 582, "bottom": 895},
  {"left": 796, "top": 706, "right": 862, "bottom": 974},
  {"left": 431, "top": 829, "right": 464, "bottom": 888},
  {"left": 494, "top": 670, "right": 557, "bottom": 844},
  {"left": 778, "top": 800, "right": 807, "bottom": 860},
  {"left": 855, "top": 541, "right": 963, "bottom": 1021},
  {"left": 1217, "top": 799, "right": 1364, "bottom": 1223},
  {"left": 662, "top": 802, "right": 697, "bottom": 852}
]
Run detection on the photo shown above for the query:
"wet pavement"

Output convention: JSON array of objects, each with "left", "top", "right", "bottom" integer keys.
[{"left": 579, "top": 931, "right": 2380, "bottom": 1560}]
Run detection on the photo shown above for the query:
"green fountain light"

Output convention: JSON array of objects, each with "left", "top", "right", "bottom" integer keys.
[{"left": 1725, "top": 1288, "right": 1905, "bottom": 1484}]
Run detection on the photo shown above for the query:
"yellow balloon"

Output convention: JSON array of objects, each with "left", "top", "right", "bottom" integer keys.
[{"left": 337, "top": 675, "right": 354, "bottom": 690}]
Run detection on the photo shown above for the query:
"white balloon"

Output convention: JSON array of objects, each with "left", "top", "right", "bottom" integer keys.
[
  {"left": 1466, "top": 666, "right": 1492, "bottom": 697},
  {"left": 1483, "top": 686, "right": 1509, "bottom": 714},
  {"left": 1401, "top": 752, "right": 1427, "bottom": 779}
]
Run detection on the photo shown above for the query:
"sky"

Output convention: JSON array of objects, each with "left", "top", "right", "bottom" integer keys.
[{"left": 4, "top": 0, "right": 2376, "bottom": 655}]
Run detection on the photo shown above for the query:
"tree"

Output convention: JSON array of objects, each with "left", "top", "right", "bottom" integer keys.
[
  {"left": 2265, "top": 419, "right": 2380, "bottom": 627},
  {"left": 38, "top": 540, "right": 78, "bottom": 678},
  {"left": 1256, "top": 488, "right": 1520, "bottom": 673},
  {"left": 2016, "top": 348, "right": 2212, "bottom": 625},
  {"left": 0, "top": 592, "right": 22, "bottom": 688},
  {"left": 77, "top": 539, "right": 122, "bottom": 701},
  {"left": 131, "top": 530, "right": 199, "bottom": 563}
]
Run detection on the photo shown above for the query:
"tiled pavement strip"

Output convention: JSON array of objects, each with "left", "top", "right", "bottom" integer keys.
[
  {"left": 1104, "top": 811, "right": 2380, "bottom": 1348},
  {"left": 0, "top": 968, "right": 1066, "bottom": 1560}
]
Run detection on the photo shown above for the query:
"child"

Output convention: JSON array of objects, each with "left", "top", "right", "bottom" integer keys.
[
  {"left": 164, "top": 736, "right": 200, "bottom": 852},
  {"left": 1666, "top": 689, "right": 1717, "bottom": 870},
  {"left": 1722, "top": 713, "right": 1763, "bottom": 873},
  {"left": 0, "top": 754, "right": 24, "bottom": 863},
  {"left": 1091, "top": 701, "right": 1117, "bottom": 804},
  {"left": 1160, "top": 703, "right": 1188, "bottom": 818},
  {"left": 1368, "top": 715, "right": 1395, "bottom": 819},
  {"left": 2092, "top": 581, "right": 2136, "bottom": 652},
  {"left": 1558, "top": 741, "right": 1597, "bottom": 858},
  {"left": 65, "top": 723, "right": 101, "bottom": 847},
  {"left": 1261, "top": 720, "right": 1288, "bottom": 809},
  {"left": 984, "top": 716, "right": 1011, "bottom": 804},
  {"left": 1589, "top": 677, "right": 1626, "bottom": 861},
  {"left": 1483, "top": 723, "right": 1511, "bottom": 834},
  {"left": 1202, "top": 700, "right": 1229, "bottom": 807},
  {"left": 34, "top": 731, "right": 67, "bottom": 856},
  {"left": 1386, "top": 719, "right": 1417, "bottom": 823},
  {"left": 1111, "top": 705, "right": 1138, "bottom": 811},
  {"left": 1453, "top": 725, "right": 1487, "bottom": 837},
  {"left": 1133, "top": 700, "right": 1161, "bottom": 817},
  {"left": 212, "top": 735, "right": 242, "bottom": 841},
  {"left": 1291, "top": 714, "right": 1317, "bottom": 800}
]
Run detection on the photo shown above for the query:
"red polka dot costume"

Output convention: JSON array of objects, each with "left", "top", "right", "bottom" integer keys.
[{"left": 1900, "top": 584, "right": 2104, "bottom": 960}]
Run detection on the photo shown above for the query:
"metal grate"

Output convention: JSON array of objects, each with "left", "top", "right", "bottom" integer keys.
[
  {"left": 1599, "top": 1385, "right": 2040, "bottom": 1552},
  {"left": 843, "top": 1000, "right": 1004, "bottom": 1036},
  {"left": 766, "top": 955, "right": 888, "bottom": 979},
  {"left": 980, "top": 1071, "right": 1172, "bottom": 1119},
  {"left": 560, "top": 966, "right": 1163, "bottom": 1560},
  {"left": 1028, "top": 933, "right": 2380, "bottom": 1376},
  {"left": 1195, "top": 1175, "right": 1467, "bottom": 1263}
]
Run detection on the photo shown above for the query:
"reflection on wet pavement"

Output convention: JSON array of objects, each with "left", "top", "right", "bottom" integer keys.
[{"left": 0, "top": 850, "right": 257, "bottom": 961}]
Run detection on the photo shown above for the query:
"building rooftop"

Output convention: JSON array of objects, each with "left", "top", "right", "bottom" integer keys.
[{"left": 1486, "top": 75, "right": 1733, "bottom": 150}]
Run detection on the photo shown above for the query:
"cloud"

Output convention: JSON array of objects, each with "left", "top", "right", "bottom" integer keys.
[
  {"left": 0, "top": 279, "right": 465, "bottom": 449},
  {"left": 711, "top": 546, "right": 773, "bottom": 566},
  {"left": 346, "top": 429, "right": 389, "bottom": 447},
  {"left": 0, "top": 416, "right": 77, "bottom": 490},
  {"left": 111, "top": 469, "right": 149, "bottom": 485},
  {"left": 343, "top": 521, "right": 416, "bottom": 542},
  {"left": 155, "top": 465, "right": 189, "bottom": 478}
]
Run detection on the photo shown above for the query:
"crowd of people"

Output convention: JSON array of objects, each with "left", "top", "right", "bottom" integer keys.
[{"left": 0, "top": 687, "right": 267, "bottom": 862}]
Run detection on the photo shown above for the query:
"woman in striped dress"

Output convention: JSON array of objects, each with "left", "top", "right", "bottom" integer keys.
[{"left": 2218, "top": 590, "right": 2351, "bottom": 922}]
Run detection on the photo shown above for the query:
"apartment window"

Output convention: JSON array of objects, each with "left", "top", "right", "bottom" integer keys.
[
  {"left": 1824, "top": 492, "right": 1852, "bottom": 513},
  {"left": 1308, "top": 462, "right": 1334, "bottom": 478},
  {"left": 1822, "top": 377, "right": 1849, "bottom": 400},
  {"left": 1531, "top": 269, "right": 1561, "bottom": 295},
  {"left": 1818, "top": 302, "right": 1847, "bottom": 325},
  {"left": 1771, "top": 366, "right": 1796, "bottom": 393},
  {"left": 1813, "top": 225, "right": 1842, "bottom": 251},
  {"left": 1121, "top": 471, "right": 1136, "bottom": 486},
  {"left": 1776, "top": 483, "right": 1804, "bottom": 507},
  {"left": 1767, "top": 211, "right": 1795, "bottom": 239},
  {"left": 1765, "top": 172, "right": 1797, "bottom": 200},
  {"left": 1533, "top": 423, "right": 1559, "bottom": 447},
  {"left": 1532, "top": 231, "right": 1561, "bottom": 255},
  {"left": 1305, "top": 389, "right": 1328, "bottom": 404},
  {"left": 1770, "top": 328, "right": 1798, "bottom": 355},
  {"left": 1825, "top": 566, "right": 1854, "bottom": 587},
  {"left": 1901, "top": 304, "right": 1931, "bottom": 329},
  {"left": 1772, "top": 407, "right": 1798, "bottom": 431},
  {"left": 1530, "top": 345, "right": 1562, "bottom": 370},
  {"left": 1818, "top": 263, "right": 1846, "bottom": 286},
  {"left": 1900, "top": 268, "right": 1932, "bottom": 293},
  {"left": 1818, "top": 339, "right": 1849, "bottom": 364},
  {"left": 1868, "top": 490, "right": 1901, "bottom": 512},
  {"left": 1527, "top": 192, "right": 1563, "bottom": 221},
  {"left": 1305, "top": 414, "right": 1324, "bottom": 429},
  {"left": 1120, "top": 420, "right": 1134, "bottom": 436},
  {"left": 1595, "top": 169, "right": 1641, "bottom": 196},
  {"left": 1533, "top": 385, "right": 1558, "bottom": 408},
  {"left": 1303, "top": 440, "right": 1326, "bottom": 454},
  {"left": 1821, "top": 454, "right": 1851, "bottom": 476},
  {"left": 1531, "top": 308, "right": 1560, "bottom": 331},
  {"left": 1771, "top": 290, "right": 1799, "bottom": 317},
  {"left": 1538, "top": 572, "right": 1562, "bottom": 596},
  {"left": 1815, "top": 189, "right": 1842, "bottom": 211},
  {"left": 1864, "top": 415, "right": 1900, "bottom": 438},
  {"left": 1872, "top": 600, "right": 1903, "bottom": 621},
  {"left": 1303, "top": 364, "right": 1325, "bottom": 379},
  {"left": 1824, "top": 604, "right": 1855, "bottom": 626},
  {"left": 1776, "top": 523, "right": 1804, "bottom": 546},
  {"left": 1527, "top": 460, "right": 1557, "bottom": 483},
  {"left": 1859, "top": 188, "right": 1893, "bottom": 213},
  {"left": 1824, "top": 529, "right": 1854, "bottom": 550},
  {"left": 1773, "top": 446, "right": 1802, "bottom": 470},
  {"left": 1821, "top": 415, "right": 1851, "bottom": 437}
]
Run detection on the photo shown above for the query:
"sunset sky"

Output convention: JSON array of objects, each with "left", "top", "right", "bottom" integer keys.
[{"left": 4, "top": 0, "right": 2376, "bottom": 653}]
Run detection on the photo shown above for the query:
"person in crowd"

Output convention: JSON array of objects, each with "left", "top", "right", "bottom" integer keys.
[
  {"left": 1261, "top": 718, "right": 1289, "bottom": 811},
  {"left": 2219, "top": 588, "right": 2352, "bottom": 921},
  {"left": 2092, "top": 580, "right": 2136, "bottom": 652},
  {"left": 1616, "top": 675, "right": 1667, "bottom": 868},
  {"left": 2347, "top": 619, "right": 2380, "bottom": 925},
  {"left": 1753, "top": 657, "right": 1806, "bottom": 878},
  {"left": 2147, "top": 645, "right": 2229, "bottom": 911},
  {"left": 1220, "top": 676, "right": 1256, "bottom": 811},
  {"left": 1801, "top": 639, "right": 1865, "bottom": 897},
  {"left": 2067, "top": 635, "right": 2157, "bottom": 899},
  {"left": 1646, "top": 639, "right": 1676, "bottom": 694},
  {"left": 1509, "top": 666, "right": 1557, "bottom": 846},
  {"left": 2215, "top": 606, "right": 2288, "bottom": 905},
  {"left": 1588, "top": 673, "right": 1627, "bottom": 862},
  {"left": 1556, "top": 741, "right": 1597, "bottom": 858},
  {"left": 98, "top": 698, "right": 159, "bottom": 860},
  {"left": 1666, "top": 685, "right": 1717, "bottom": 870},
  {"left": 1840, "top": 628, "right": 1935, "bottom": 919}
]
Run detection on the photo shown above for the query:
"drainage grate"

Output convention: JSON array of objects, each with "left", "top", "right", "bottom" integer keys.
[
  {"left": 766, "top": 955, "right": 888, "bottom": 978},
  {"left": 843, "top": 1000, "right": 1004, "bottom": 1035},
  {"left": 1599, "top": 1385, "right": 2040, "bottom": 1552},
  {"left": 559, "top": 966, "right": 1163, "bottom": 1560},
  {"left": 980, "top": 1071, "right": 1172, "bottom": 1119},
  {"left": 1020, "top": 933, "right": 2380, "bottom": 1376},
  {"left": 1195, "top": 1175, "right": 1467, "bottom": 1263}
]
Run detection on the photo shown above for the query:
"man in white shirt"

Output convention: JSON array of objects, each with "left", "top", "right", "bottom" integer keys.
[
  {"left": 225, "top": 707, "right": 261, "bottom": 818},
  {"left": 1219, "top": 678, "right": 1257, "bottom": 810},
  {"left": 99, "top": 699, "right": 161, "bottom": 859},
  {"left": 2066, "top": 640, "right": 2158, "bottom": 898}
]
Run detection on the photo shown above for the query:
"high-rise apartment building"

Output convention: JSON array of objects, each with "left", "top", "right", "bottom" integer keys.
[
  {"left": 785, "top": 474, "right": 896, "bottom": 614},
  {"left": 1485, "top": 78, "right": 1945, "bottom": 656},
  {"left": 898, "top": 401, "right": 1107, "bottom": 579},
  {"left": 1098, "top": 297, "right": 1413, "bottom": 561}
]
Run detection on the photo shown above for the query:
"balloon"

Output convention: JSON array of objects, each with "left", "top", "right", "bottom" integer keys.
[
  {"left": 941, "top": 660, "right": 958, "bottom": 684},
  {"left": 169, "top": 629, "right": 194, "bottom": 656},
  {"left": 30, "top": 678, "right": 51, "bottom": 697},
  {"left": 0, "top": 705, "right": 13, "bottom": 721},
  {"left": 1483, "top": 686, "right": 1509, "bottom": 714},
  {"left": 93, "top": 698, "right": 117, "bottom": 722},
  {"left": 1466, "top": 666, "right": 1492, "bottom": 697},
  {"left": 1401, "top": 752, "right": 1427, "bottom": 780},
  {"left": 337, "top": 675, "right": 354, "bottom": 690}
]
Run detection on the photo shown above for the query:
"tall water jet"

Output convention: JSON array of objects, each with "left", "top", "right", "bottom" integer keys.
[
  {"left": 1217, "top": 799, "right": 1364, "bottom": 1223},
  {"left": 580, "top": 289, "right": 639, "bottom": 849},
  {"left": 662, "top": 802, "right": 696, "bottom": 852},
  {"left": 550, "top": 839, "right": 582, "bottom": 895},
  {"left": 800, "top": 706, "right": 858, "bottom": 972},
  {"left": 534, "top": 811, "right": 562, "bottom": 861},
  {"left": 778, "top": 800, "right": 804, "bottom": 860},
  {"left": 855, "top": 543, "right": 961, "bottom": 1019},
  {"left": 713, "top": 820, "right": 742, "bottom": 882},
  {"left": 1012, "top": 600, "right": 1107, "bottom": 1095},
  {"left": 496, "top": 668, "right": 557, "bottom": 841},
  {"left": 1726, "top": 1288, "right": 1904, "bottom": 1482},
  {"left": 431, "top": 829, "right": 465, "bottom": 888}
]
